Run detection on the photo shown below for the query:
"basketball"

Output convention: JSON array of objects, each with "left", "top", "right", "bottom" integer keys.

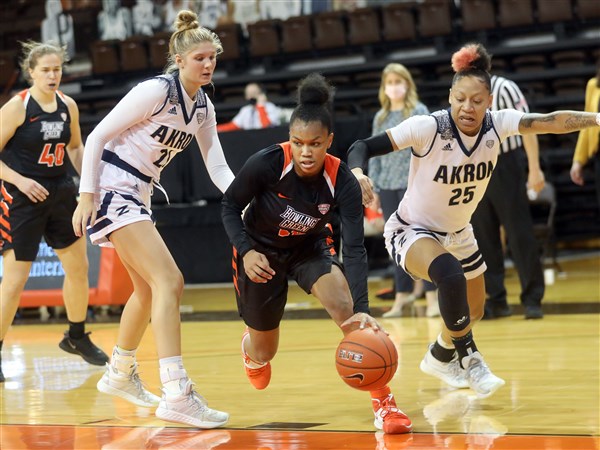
[{"left": 335, "top": 328, "right": 398, "bottom": 391}]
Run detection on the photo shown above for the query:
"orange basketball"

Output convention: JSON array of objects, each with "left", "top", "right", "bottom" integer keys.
[{"left": 335, "top": 328, "right": 398, "bottom": 391}]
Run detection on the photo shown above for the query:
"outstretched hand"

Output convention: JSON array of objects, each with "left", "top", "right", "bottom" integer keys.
[{"left": 341, "top": 313, "right": 387, "bottom": 334}]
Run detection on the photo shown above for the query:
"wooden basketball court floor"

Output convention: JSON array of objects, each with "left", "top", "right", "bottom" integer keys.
[{"left": 1, "top": 255, "right": 598, "bottom": 449}]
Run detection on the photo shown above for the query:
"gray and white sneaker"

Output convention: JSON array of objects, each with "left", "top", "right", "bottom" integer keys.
[
  {"left": 155, "top": 379, "right": 229, "bottom": 428},
  {"left": 420, "top": 344, "right": 469, "bottom": 389},
  {"left": 463, "top": 352, "right": 505, "bottom": 399},
  {"left": 97, "top": 363, "right": 161, "bottom": 407}
]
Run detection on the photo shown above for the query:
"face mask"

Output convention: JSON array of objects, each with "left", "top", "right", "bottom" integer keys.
[{"left": 384, "top": 84, "right": 407, "bottom": 101}]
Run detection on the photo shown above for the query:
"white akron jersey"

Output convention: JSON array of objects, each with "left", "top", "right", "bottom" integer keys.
[
  {"left": 102, "top": 75, "right": 213, "bottom": 182},
  {"left": 88, "top": 75, "right": 214, "bottom": 246},
  {"left": 388, "top": 108, "right": 524, "bottom": 234},
  {"left": 383, "top": 108, "right": 523, "bottom": 278}
]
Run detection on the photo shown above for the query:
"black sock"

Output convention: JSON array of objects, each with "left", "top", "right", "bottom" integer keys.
[
  {"left": 451, "top": 330, "right": 479, "bottom": 368},
  {"left": 68, "top": 321, "right": 85, "bottom": 340},
  {"left": 431, "top": 341, "right": 455, "bottom": 363}
]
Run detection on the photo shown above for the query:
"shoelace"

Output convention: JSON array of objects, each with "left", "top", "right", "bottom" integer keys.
[
  {"left": 378, "top": 394, "right": 404, "bottom": 419},
  {"left": 126, "top": 364, "right": 155, "bottom": 402},
  {"left": 181, "top": 380, "right": 208, "bottom": 412},
  {"left": 466, "top": 358, "right": 490, "bottom": 384},
  {"left": 448, "top": 358, "right": 467, "bottom": 380}
]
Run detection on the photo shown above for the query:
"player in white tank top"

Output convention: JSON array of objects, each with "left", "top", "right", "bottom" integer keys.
[
  {"left": 348, "top": 43, "right": 600, "bottom": 400},
  {"left": 72, "top": 10, "right": 234, "bottom": 430}
]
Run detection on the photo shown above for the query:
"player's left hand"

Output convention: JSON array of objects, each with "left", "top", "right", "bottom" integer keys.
[{"left": 341, "top": 313, "right": 388, "bottom": 334}]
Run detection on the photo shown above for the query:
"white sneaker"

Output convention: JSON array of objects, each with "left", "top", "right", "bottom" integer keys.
[
  {"left": 155, "top": 379, "right": 229, "bottom": 428},
  {"left": 97, "top": 363, "right": 161, "bottom": 407},
  {"left": 419, "top": 345, "right": 469, "bottom": 389},
  {"left": 463, "top": 352, "right": 505, "bottom": 399}
]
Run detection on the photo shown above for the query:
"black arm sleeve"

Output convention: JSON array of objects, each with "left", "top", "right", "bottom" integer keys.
[
  {"left": 346, "top": 132, "right": 395, "bottom": 172},
  {"left": 336, "top": 165, "right": 370, "bottom": 314},
  {"left": 221, "top": 147, "right": 279, "bottom": 257}
]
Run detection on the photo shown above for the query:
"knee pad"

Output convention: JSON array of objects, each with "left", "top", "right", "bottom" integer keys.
[{"left": 428, "top": 253, "right": 470, "bottom": 331}]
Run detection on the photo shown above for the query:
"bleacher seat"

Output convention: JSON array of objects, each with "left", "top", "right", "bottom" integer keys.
[
  {"left": 281, "top": 15, "right": 313, "bottom": 54},
  {"left": 214, "top": 23, "right": 243, "bottom": 62},
  {"left": 460, "top": 0, "right": 497, "bottom": 33},
  {"left": 550, "top": 50, "right": 587, "bottom": 68},
  {"left": 381, "top": 2, "right": 416, "bottom": 43},
  {"left": 511, "top": 54, "right": 547, "bottom": 73},
  {"left": 575, "top": 0, "right": 600, "bottom": 20},
  {"left": 119, "top": 36, "right": 149, "bottom": 72},
  {"left": 347, "top": 7, "right": 381, "bottom": 46},
  {"left": 247, "top": 19, "right": 280, "bottom": 58},
  {"left": 536, "top": 0, "right": 573, "bottom": 24},
  {"left": 417, "top": 0, "right": 454, "bottom": 39},
  {"left": 90, "top": 40, "right": 120, "bottom": 76},
  {"left": 0, "top": 50, "right": 18, "bottom": 89},
  {"left": 313, "top": 11, "right": 347, "bottom": 50},
  {"left": 498, "top": 0, "right": 534, "bottom": 28},
  {"left": 148, "top": 31, "right": 171, "bottom": 70}
]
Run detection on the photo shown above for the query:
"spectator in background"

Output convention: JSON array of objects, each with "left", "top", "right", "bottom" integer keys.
[
  {"left": 368, "top": 63, "right": 438, "bottom": 319},
  {"left": 41, "top": 0, "right": 75, "bottom": 59},
  {"left": 570, "top": 63, "right": 600, "bottom": 208},
  {"left": 260, "top": 0, "right": 301, "bottom": 20},
  {"left": 471, "top": 75, "right": 546, "bottom": 320},
  {"left": 333, "top": 0, "right": 366, "bottom": 11},
  {"left": 132, "top": 0, "right": 162, "bottom": 36},
  {"left": 217, "top": 83, "right": 282, "bottom": 132},
  {"left": 231, "top": 0, "right": 261, "bottom": 35},
  {"left": 98, "top": 0, "right": 132, "bottom": 41},
  {"left": 199, "top": 0, "right": 228, "bottom": 29}
]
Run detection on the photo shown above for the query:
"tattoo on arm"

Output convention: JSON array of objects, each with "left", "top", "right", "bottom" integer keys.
[
  {"left": 520, "top": 114, "right": 555, "bottom": 129},
  {"left": 564, "top": 114, "right": 597, "bottom": 131},
  {"left": 521, "top": 112, "right": 597, "bottom": 132}
]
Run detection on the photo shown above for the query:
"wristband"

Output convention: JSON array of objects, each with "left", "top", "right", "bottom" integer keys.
[{"left": 596, "top": 113, "right": 600, "bottom": 126}]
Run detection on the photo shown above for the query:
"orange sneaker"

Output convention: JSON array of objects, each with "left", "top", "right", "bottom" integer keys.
[
  {"left": 372, "top": 393, "right": 413, "bottom": 434},
  {"left": 241, "top": 329, "right": 271, "bottom": 390}
]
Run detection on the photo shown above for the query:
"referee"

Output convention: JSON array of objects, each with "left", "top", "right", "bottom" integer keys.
[{"left": 471, "top": 75, "right": 545, "bottom": 320}]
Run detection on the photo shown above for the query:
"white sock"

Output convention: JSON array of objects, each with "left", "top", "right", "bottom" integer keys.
[
  {"left": 437, "top": 333, "right": 454, "bottom": 350},
  {"left": 111, "top": 346, "right": 136, "bottom": 375},
  {"left": 159, "top": 356, "right": 188, "bottom": 394}
]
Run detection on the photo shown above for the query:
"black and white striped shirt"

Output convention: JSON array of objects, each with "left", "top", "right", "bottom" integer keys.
[{"left": 491, "top": 75, "right": 530, "bottom": 154}]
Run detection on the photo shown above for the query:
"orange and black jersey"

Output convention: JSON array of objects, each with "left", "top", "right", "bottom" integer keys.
[
  {"left": 2, "top": 90, "right": 71, "bottom": 179},
  {"left": 222, "top": 142, "right": 369, "bottom": 312}
]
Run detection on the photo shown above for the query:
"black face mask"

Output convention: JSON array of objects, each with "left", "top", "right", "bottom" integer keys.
[{"left": 248, "top": 97, "right": 257, "bottom": 105}]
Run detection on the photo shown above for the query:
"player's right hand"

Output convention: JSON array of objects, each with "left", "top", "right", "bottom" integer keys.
[
  {"left": 72, "top": 192, "right": 96, "bottom": 237},
  {"left": 17, "top": 176, "right": 49, "bottom": 203},
  {"left": 243, "top": 250, "right": 276, "bottom": 283}
]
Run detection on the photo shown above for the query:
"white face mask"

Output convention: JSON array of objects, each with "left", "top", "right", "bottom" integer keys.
[{"left": 384, "top": 84, "right": 407, "bottom": 101}]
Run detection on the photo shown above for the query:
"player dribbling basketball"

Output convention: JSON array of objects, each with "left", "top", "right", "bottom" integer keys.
[{"left": 221, "top": 73, "right": 412, "bottom": 435}]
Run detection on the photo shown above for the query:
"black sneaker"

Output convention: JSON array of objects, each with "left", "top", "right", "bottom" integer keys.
[
  {"left": 0, "top": 361, "right": 4, "bottom": 382},
  {"left": 59, "top": 331, "right": 109, "bottom": 366},
  {"left": 482, "top": 304, "right": 513, "bottom": 320},
  {"left": 524, "top": 305, "right": 543, "bottom": 320}
]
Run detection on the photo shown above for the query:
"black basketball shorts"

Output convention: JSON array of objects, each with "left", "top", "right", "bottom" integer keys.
[
  {"left": 0, "top": 177, "right": 79, "bottom": 261},
  {"left": 232, "top": 237, "right": 342, "bottom": 331}
]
